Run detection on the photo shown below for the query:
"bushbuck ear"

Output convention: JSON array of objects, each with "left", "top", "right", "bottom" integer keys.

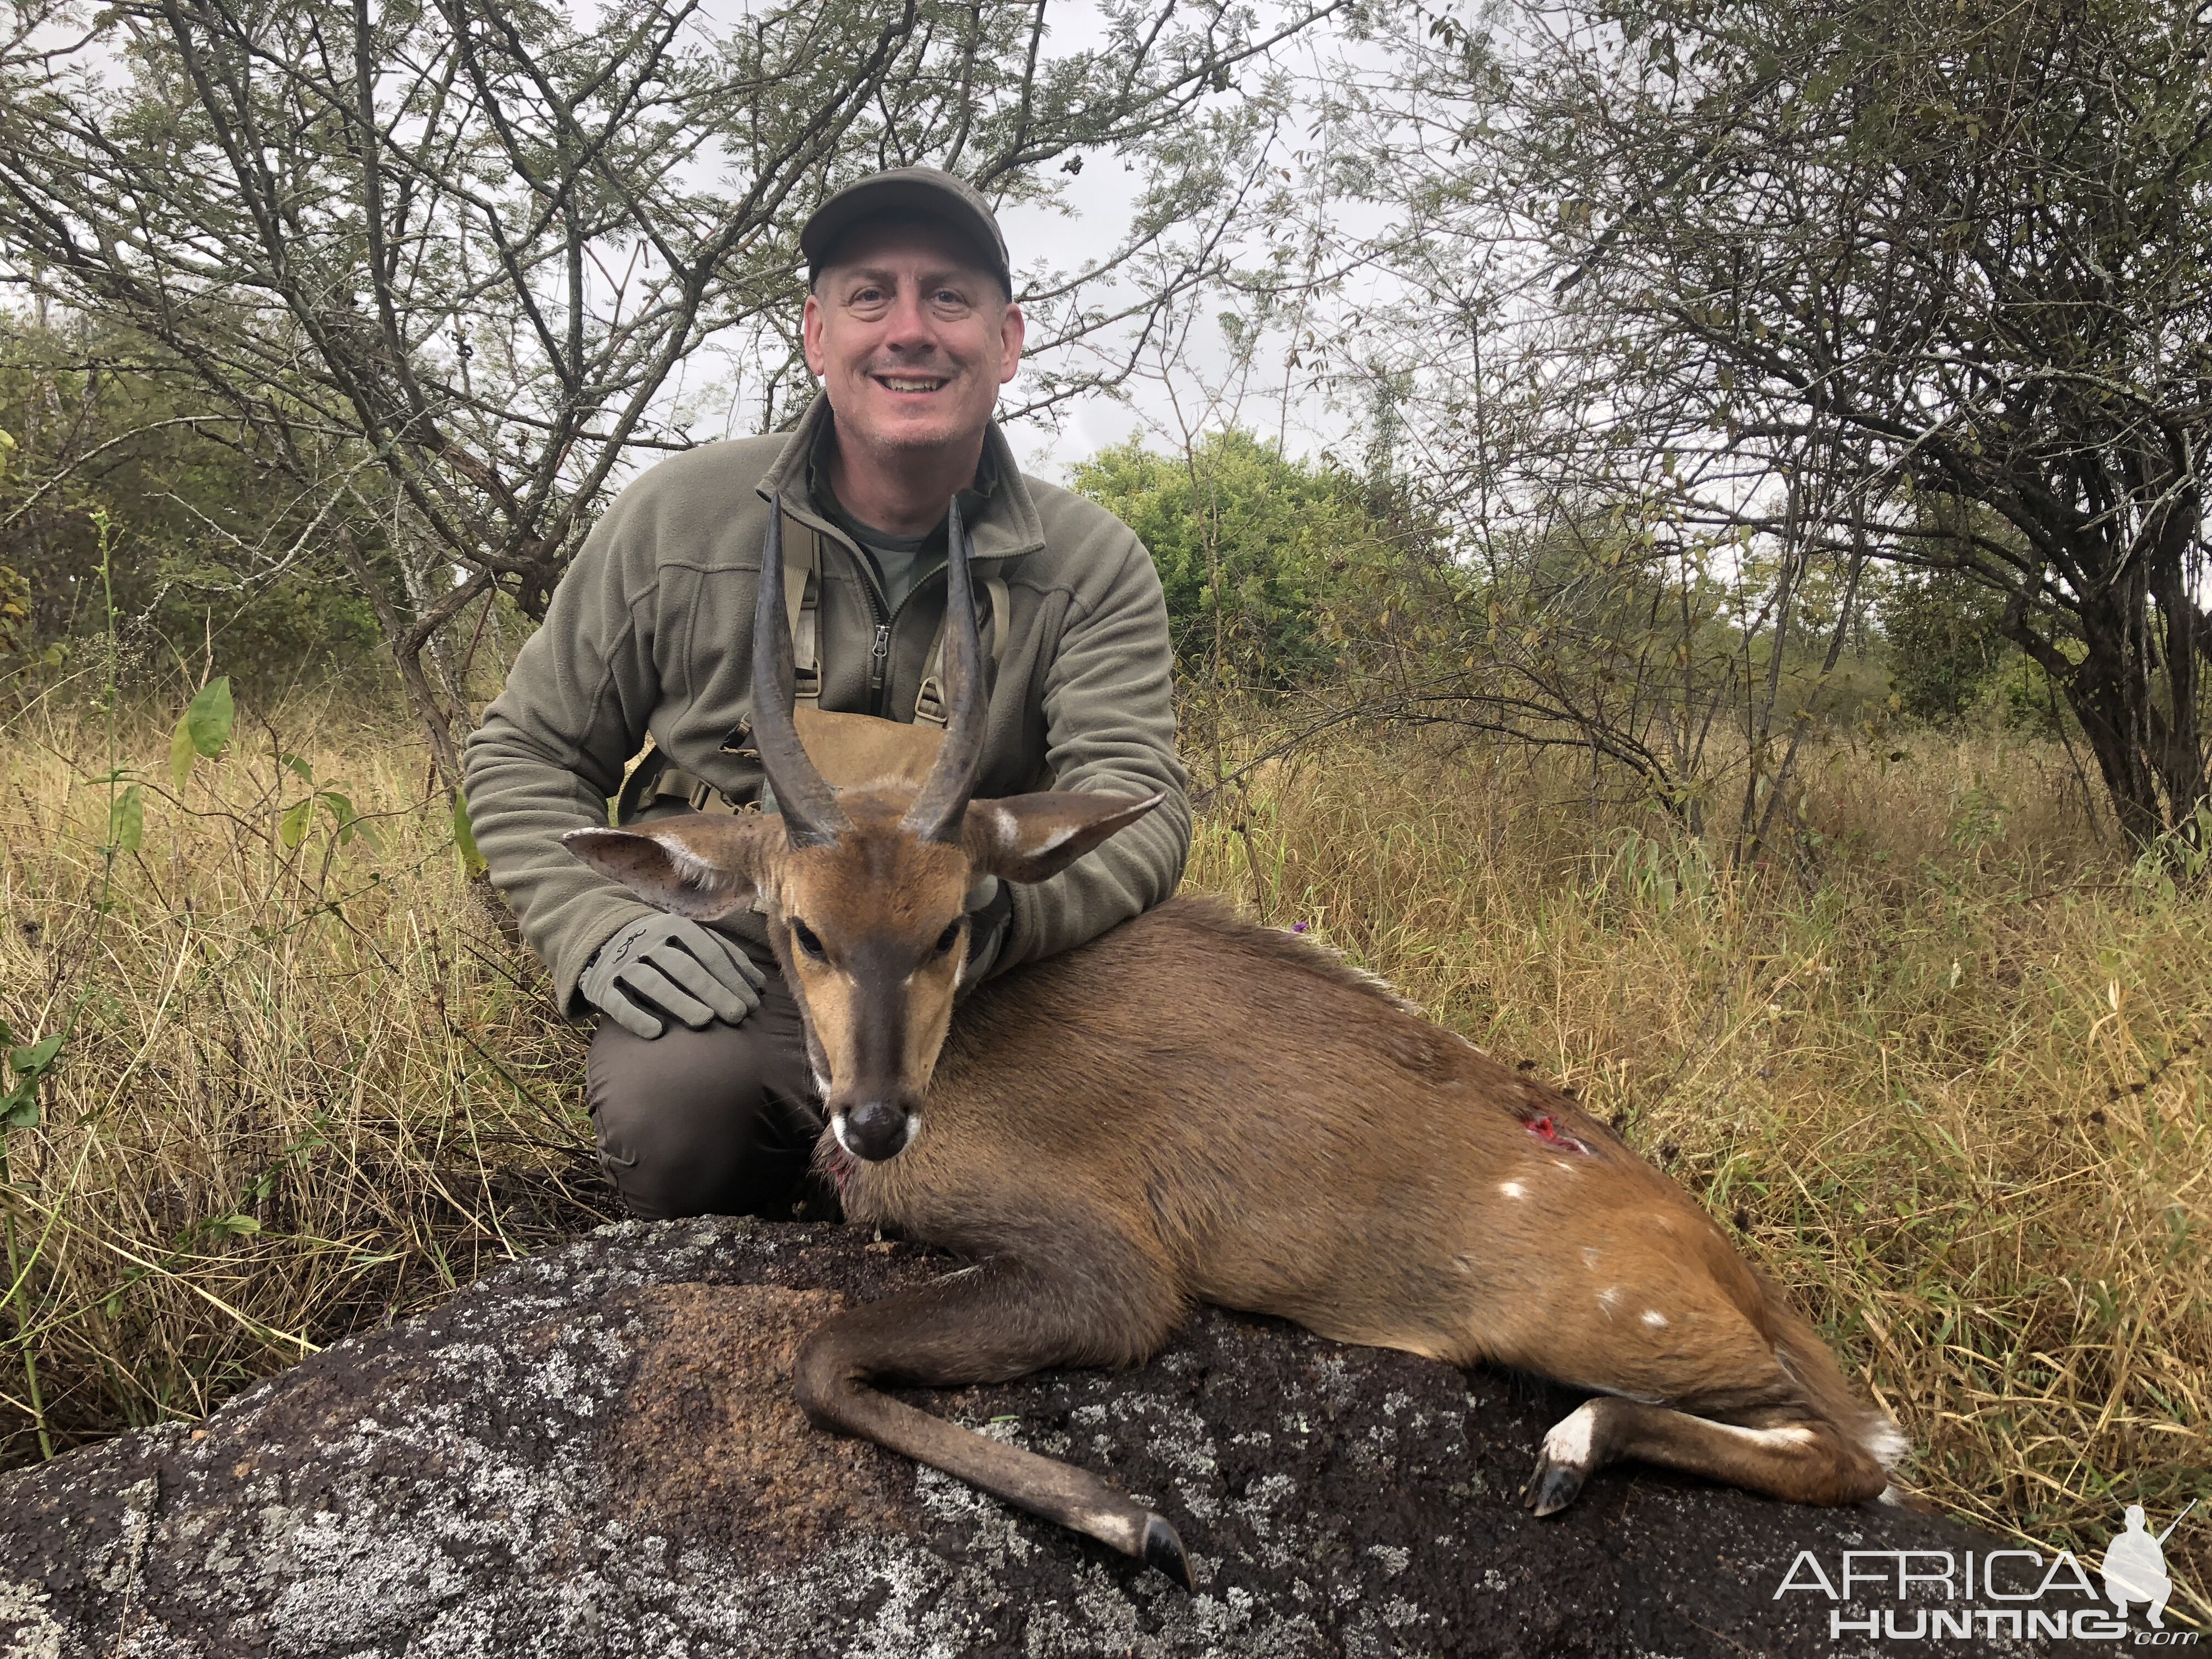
[
  {"left": 963, "top": 791, "right": 1166, "bottom": 884},
  {"left": 562, "top": 816, "right": 782, "bottom": 921}
]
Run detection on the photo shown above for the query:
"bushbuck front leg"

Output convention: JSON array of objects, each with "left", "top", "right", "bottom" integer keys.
[{"left": 792, "top": 1251, "right": 1194, "bottom": 1586}]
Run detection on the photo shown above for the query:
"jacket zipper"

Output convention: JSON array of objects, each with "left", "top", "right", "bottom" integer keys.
[
  {"left": 867, "top": 623, "right": 890, "bottom": 704},
  {"left": 820, "top": 524, "right": 892, "bottom": 715},
  {"left": 810, "top": 515, "right": 951, "bottom": 719},
  {"left": 859, "top": 551, "right": 950, "bottom": 720},
  {"left": 881, "top": 566, "right": 955, "bottom": 718}
]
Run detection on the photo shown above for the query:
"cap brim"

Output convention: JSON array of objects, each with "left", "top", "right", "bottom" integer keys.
[{"left": 800, "top": 177, "right": 1010, "bottom": 289}]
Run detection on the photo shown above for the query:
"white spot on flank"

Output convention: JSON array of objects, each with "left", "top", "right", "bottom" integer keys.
[
  {"left": 1580, "top": 1247, "right": 1602, "bottom": 1271},
  {"left": 1597, "top": 1286, "right": 1621, "bottom": 1313},
  {"left": 1641, "top": 1310, "right": 1669, "bottom": 1329},
  {"left": 1542, "top": 1402, "right": 1601, "bottom": 1468},
  {"left": 1499, "top": 1181, "right": 1527, "bottom": 1200}
]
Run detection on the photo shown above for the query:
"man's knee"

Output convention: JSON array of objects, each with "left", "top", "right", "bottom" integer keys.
[{"left": 586, "top": 1007, "right": 814, "bottom": 1220}]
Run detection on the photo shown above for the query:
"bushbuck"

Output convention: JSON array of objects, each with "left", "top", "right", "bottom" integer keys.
[{"left": 566, "top": 498, "right": 1907, "bottom": 1587}]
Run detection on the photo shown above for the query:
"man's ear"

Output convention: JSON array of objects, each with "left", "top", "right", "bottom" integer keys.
[
  {"left": 563, "top": 815, "right": 783, "bottom": 921},
  {"left": 962, "top": 791, "right": 1166, "bottom": 885}
]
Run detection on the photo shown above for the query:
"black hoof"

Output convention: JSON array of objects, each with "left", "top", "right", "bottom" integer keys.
[
  {"left": 1143, "top": 1512, "right": 1196, "bottom": 1590},
  {"left": 1525, "top": 1458, "right": 1586, "bottom": 1517}
]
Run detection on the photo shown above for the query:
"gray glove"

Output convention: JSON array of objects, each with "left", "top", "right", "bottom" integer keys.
[{"left": 581, "top": 913, "right": 767, "bottom": 1039}]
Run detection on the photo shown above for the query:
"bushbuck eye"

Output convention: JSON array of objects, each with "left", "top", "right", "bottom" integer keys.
[
  {"left": 791, "top": 917, "right": 828, "bottom": 961},
  {"left": 934, "top": 919, "right": 963, "bottom": 957}
]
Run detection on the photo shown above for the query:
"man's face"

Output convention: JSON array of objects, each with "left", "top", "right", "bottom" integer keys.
[{"left": 802, "top": 221, "right": 1023, "bottom": 456}]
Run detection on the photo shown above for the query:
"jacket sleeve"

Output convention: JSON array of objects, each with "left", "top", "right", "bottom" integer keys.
[
  {"left": 996, "top": 531, "right": 1191, "bottom": 972},
  {"left": 461, "top": 504, "right": 664, "bottom": 1015}
]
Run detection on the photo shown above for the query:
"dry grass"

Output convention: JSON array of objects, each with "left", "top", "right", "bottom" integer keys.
[
  {"left": 1, "top": 689, "right": 2204, "bottom": 1622},
  {"left": 1189, "top": 726, "right": 2208, "bottom": 1621},
  {"left": 0, "top": 689, "right": 608, "bottom": 1465}
]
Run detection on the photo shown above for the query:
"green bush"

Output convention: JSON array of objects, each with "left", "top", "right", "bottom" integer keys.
[
  {"left": 1071, "top": 431, "right": 1406, "bottom": 691},
  {"left": 1879, "top": 567, "right": 2012, "bottom": 724},
  {"left": 1, "top": 317, "right": 385, "bottom": 689}
]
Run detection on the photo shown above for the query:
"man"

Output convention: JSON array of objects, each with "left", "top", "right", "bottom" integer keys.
[{"left": 463, "top": 167, "right": 1190, "bottom": 1221}]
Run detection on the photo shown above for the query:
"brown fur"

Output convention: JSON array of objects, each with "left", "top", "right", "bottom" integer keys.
[
  {"left": 836, "top": 892, "right": 1899, "bottom": 1528},
  {"left": 563, "top": 499, "right": 1905, "bottom": 1580},
  {"left": 572, "top": 809, "right": 1904, "bottom": 1579},
  {"left": 771, "top": 792, "right": 972, "bottom": 1114}
]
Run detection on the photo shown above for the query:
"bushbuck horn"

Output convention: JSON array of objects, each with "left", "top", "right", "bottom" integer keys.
[
  {"left": 901, "top": 494, "right": 985, "bottom": 844},
  {"left": 754, "top": 495, "right": 848, "bottom": 847}
]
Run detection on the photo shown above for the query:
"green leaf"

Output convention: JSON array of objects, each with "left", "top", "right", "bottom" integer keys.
[
  {"left": 110, "top": 783, "right": 144, "bottom": 853},
  {"left": 2, "top": 1029, "right": 60, "bottom": 1130},
  {"left": 281, "top": 752, "right": 313, "bottom": 784},
  {"left": 279, "top": 796, "right": 313, "bottom": 849},
  {"left": 452, "top": 792, "right": 486, "bottom": 877},
  {"left": 9, "top": 1034, "right": 64, "bottom": 1076},
  {"left": 319, "top": 791, "right": 380, "bottom": 852},
  {"left": 170, "top": 707, "right": 197, "bottom": 791},
  {"left": 185, "top": 676, "right": 234, "bottom": 759},
  {"left": 208, "top": 1214, "right": 261, "bottom": 1237}
]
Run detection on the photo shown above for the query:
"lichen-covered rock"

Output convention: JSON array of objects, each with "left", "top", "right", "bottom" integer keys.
[{"left": 0, "top": 1220, "right": 2068, "bottom": 1657}]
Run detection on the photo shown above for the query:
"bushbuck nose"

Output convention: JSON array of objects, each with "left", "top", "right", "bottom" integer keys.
[{"left": 843, "top": 1099, "right": 912, "bottom": 1161}]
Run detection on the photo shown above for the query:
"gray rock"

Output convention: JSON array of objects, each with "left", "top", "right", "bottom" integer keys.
[{"left": 0, "top": 1220, "right": 2089, "bottom": 1657}]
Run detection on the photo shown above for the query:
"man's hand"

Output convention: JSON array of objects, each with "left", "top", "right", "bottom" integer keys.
[{"left": 581, "top": 914, "right": 767, "bottom": 1039}]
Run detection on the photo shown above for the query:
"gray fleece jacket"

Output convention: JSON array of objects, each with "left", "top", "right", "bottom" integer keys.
[{"left": 462, "top": 393, "right": 1191, "bottom": 1013}]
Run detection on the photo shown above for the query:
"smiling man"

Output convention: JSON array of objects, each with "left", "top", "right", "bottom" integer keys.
[{"left": 462, "top": 167, "right": 1190, "bottom": 1221}]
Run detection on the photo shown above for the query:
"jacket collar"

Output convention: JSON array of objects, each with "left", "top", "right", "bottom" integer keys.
[{"left": 758, "top": 392, "right": 1047, "bottom": 562}]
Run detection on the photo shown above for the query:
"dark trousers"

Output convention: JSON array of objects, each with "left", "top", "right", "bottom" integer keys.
[{"left": 584, "top": 955, "right": 825, "bottom": 1221}]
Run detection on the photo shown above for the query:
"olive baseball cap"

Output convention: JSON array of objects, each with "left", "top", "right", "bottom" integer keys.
[{"left": 800, "top": 166, "right": 1012, "bottom": 294}]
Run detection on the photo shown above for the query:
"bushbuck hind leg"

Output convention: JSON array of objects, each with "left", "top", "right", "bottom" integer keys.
[
  {"left": 1503, "top": 1247, "right": 1898, "bottom": 1516},
  {"left": 1524, "top": 1398, "right": 1888, "bottom": 1515},
  {"left": 792, "top": 1249, "right": 1194, "bottom": 1586}
]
